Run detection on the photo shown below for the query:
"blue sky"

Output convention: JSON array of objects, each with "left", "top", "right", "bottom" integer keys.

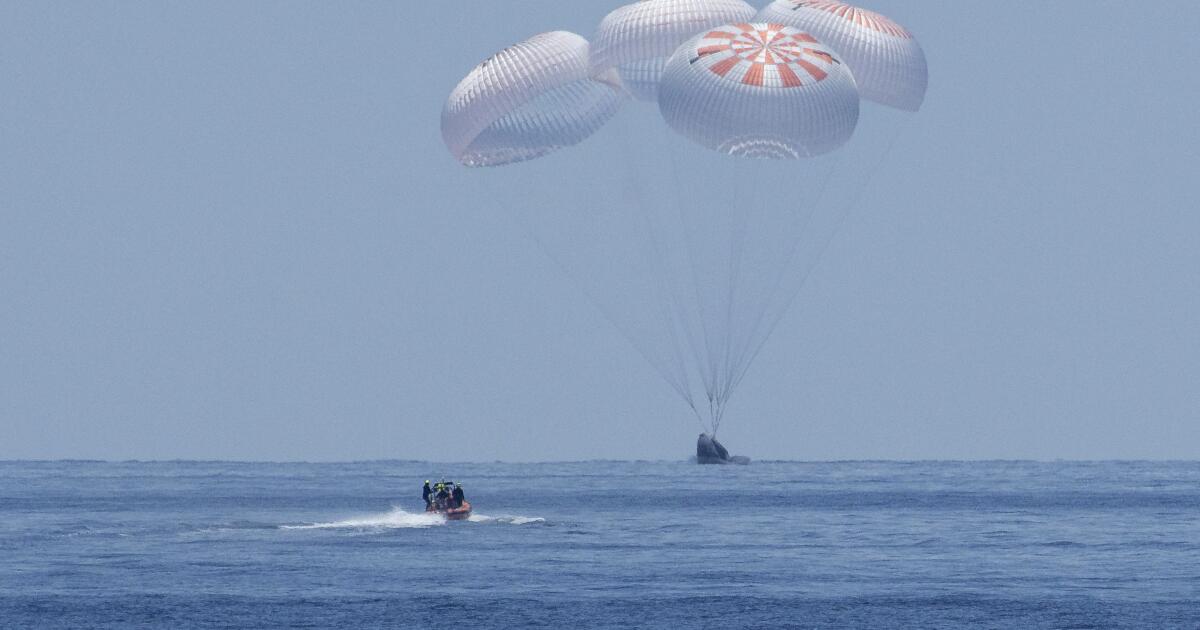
[{"left": 2, "top": 1, "right": 1198, "bottom": 460}]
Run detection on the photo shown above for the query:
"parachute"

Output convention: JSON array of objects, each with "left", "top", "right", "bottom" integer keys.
[
  {"left": 657, "top": 23, "right": 859, "bottom": 158},
  {"left": 590, "top": 0, "right": 757, "bottom": 102},
  {"left": 754, "top": 0, "right": 928, "bottom": 111},
  {"left": 441, "top": 31, "right": 625, "bottom": 167},
  {"left": 441, "top": 4, "right": 928, "bottom": 438}
]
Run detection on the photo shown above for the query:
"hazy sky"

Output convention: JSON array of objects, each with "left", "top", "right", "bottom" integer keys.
[{"left": 2, "top": 1, "right": 1198, "bottom": 461}]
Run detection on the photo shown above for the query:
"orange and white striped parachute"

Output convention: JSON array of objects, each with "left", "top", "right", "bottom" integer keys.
[
  {"left": 658, "top": 22, "right": 860, "bottom": 158},
  {"left": 755, "top": 1, "right": 927, "bottom": 111},
  {"left": 441, "top": 31, "right": 624, "bottom": 167}
]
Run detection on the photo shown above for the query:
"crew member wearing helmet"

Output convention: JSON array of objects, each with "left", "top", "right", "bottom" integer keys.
[
  {"left": 435, "top": 482, "right": 450, "bottom": 508},
  {"left": 422, "top": 480, "right": 432, "bottom": 509},
  {"left": 451, "top": 483, "right": 465, "bottom": 509}
]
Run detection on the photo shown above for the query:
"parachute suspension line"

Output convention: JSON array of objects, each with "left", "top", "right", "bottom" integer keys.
[
  {"left": 662, "top": 126, "right": 721, "bottom": 412},
  {"left": 710, "top": 396, "right": 730, "bottom": 437},
  {"left": 715, "top": 161, "right": 752, "bottom": 419},
  {"left": 499, "top": 192, "right": 697, "bottom": 410},
  {"left": 723, "top": 157, "right": 839, "bottom": 396},
  {"left": 711, "top": 381, "right": 737, "bottom": 437},
  {"left": 610, "top": 112, "right": 707, "bottom": 431},
  {"left": 707, "top": 160, "right": 834, "bottom": 438},
  {"left": 729, "top": 123, "right": 910, "bottom": 395},
  {"left": 686, "top": 397, "right": 707, "bottom": 432},
  {"left": 729, "top": 166, "right": 773, "bottom": 395}
]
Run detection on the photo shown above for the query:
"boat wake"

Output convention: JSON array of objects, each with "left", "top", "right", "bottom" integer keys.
[
  {"left": 281, "top": 507, "right": 444, "bottom": 531},
  {"left": 280, "top": 507, "right": 544, "bottom": 531}
]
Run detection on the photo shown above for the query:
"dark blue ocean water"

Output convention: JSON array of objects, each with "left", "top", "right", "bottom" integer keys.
[{"left": 1, "top": 460, "right": 1198, "bottom": 628}]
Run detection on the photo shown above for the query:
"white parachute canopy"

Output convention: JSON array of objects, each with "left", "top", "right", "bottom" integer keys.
[
  {"left": 590, "top": 0, "right": 756, "bottom": 102},
  {"left": 754, "top": 1, "right": 928, "bottom": 111},
  {"left": 441, "top": 31, "right": 625, "bottom": 167}
]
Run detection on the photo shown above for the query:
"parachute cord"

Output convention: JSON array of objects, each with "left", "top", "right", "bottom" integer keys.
[
  {"left": 610, "top": 108, "right": 703, "bottom": 423},
  {"left": 729, "top": 123, "right": 909, "bottom": 394},
  {"left": 712, "top": 171, "right": 783, "bottom": 436},
  {"left": 712, "top": 394, "right": 729, "bottom": 437},
  {"left": 500, "top": 193, "right": 699, "bottom": 411},
  {"left": 723, "top": 157, "right": 839, "bottom": 394},
  {"left": 716, "top": 161, "right": 752, "bottom": 413},
  {"left": 664, "top": 130, "right": 720, "bottom": 402},
  {"left": 685, "top": 397, "right": 707, "bottom": 433},
  {"left": 712, "top": 157, "right": 835, "bottom": 429}
]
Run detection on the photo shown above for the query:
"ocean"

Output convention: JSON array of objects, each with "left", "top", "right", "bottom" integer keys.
[{"left": 1, "top": 460, "right": 1197, "bottom": 628}]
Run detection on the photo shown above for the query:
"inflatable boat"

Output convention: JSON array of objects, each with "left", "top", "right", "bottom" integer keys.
[{"left": 427, "top": 500, "right": 472, "bottom": 521}]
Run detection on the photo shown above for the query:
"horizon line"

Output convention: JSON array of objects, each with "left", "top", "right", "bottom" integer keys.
[{"left": 2, "top": 458, "right": 1197, "bottom": 465}]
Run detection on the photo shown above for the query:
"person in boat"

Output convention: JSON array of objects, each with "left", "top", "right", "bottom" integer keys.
[
  {"left": 435, "top": 482, "right": 450, "bottom": 509},
  {"left": 422, "top": 480, "right": 432, "bottom": 509},
  {"left": 451, "top": 483, "right": 465, "bottom": 509}
]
